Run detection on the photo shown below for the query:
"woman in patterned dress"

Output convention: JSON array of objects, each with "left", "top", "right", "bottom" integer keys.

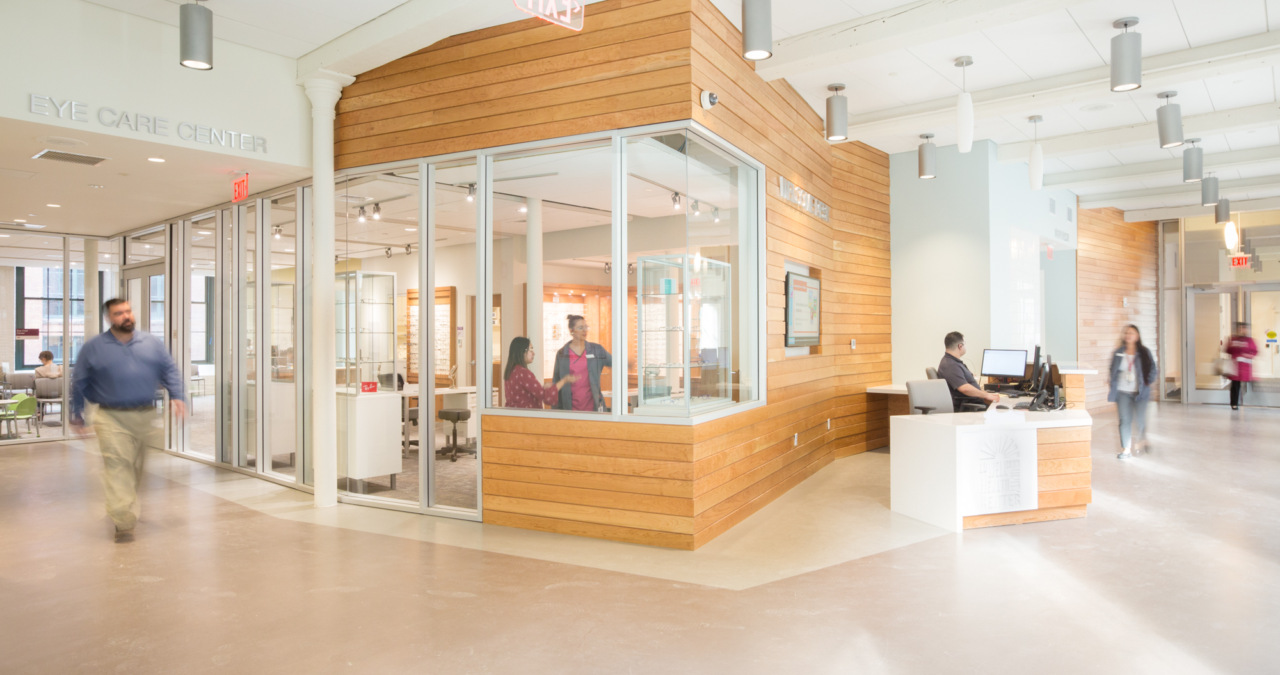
[{"left": 503, "top": 336, "right": 574, "bottom": 409}]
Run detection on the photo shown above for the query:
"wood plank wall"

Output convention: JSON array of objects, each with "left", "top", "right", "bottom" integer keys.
[
  {"left": 1076, "top": 207, "right": 1158, "bottom": 409},
  {"left": 333, "top": 0, "right": 891, "bottom": 549}
]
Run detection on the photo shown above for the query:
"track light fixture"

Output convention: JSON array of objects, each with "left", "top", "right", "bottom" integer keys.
[
  {"left": 918, "top": 134, "right": 937, "bottom": 180},
  {"left": 1156, "top": 91, "right": 1183, "bottom": 149},
  {"left": 825, "top": 84, "right": 848, "bottom": 142},
  {"left": 372, "top": 203, "right": 381, "bottom": 220},
  {"left": 1202, "top": 172, "right": 1219, "bottom": 206},
  {"left": 1110, "top": 18, "right": 1141, "bottom": 92},
  {"left": 179, "top": 1, "right": 213, "bottom": 70},
  {"left": 272, "top": 225, "right": 282, "bottom": 240},
  {"left": 466, "top": 184, "right": 476, "bottom": 202},
  {"left": 385, "top": 247, "right": 393, "bottom": 259},
  {"left": 357, "top": 206, "right": 367, "bottom": 223},
  {"left": 693, "top": 200, "right": 701, "bottom": 216},
  {"left": 672, "top": 192, "right": 681, "bottom": 211},
  {"left": 1182, "top": 138, "right": 1203, "bottom": 183},
  {"left": 713, "top": 207, "right": 721, "bottom": 223},
  {"left": 742, "top": 0, "right": 772, "bottom": 61},
  {"left": 1028, "top": 115, "right": 1044, "bottom": 191},
  {"left": 955, "top": 56, "right": 974, "bottom": 153}
]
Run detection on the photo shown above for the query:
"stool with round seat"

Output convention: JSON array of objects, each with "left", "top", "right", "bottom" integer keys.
[{"left": 436, "top": 408, "right": 474, "bottom": 462}]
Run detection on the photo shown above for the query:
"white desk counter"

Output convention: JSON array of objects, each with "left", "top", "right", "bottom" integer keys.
[{"left": 891, "top": 409, "right": 1093, "bottom": 532}]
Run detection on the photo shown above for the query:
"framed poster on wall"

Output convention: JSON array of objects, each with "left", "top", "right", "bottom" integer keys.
[{"left": 785, "top": 272, "right": 821, "bottom": 347}]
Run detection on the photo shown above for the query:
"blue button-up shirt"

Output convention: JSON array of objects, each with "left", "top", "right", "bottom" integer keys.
[{"left": 71, "top": 330, "right": 184, "bottom": 421}]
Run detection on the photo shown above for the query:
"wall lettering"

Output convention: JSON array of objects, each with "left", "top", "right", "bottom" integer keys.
[
  {"left": 778, "top": 176, "right": 830, "bottom": 222},
  {"left": 29, "top": 93, "right": 268, "bottom": 154}
]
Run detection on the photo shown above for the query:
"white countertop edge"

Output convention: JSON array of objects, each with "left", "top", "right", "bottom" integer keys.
[
  {"left": 892, "top": 410, "right": 1092, "bottom": 430},
  {"left": 1057, "top": 369, "right": 1098, "bottom": 375}
]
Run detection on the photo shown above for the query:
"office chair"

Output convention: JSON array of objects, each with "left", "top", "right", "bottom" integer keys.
[
  {"left": 925, "top": 367, "right": 939, "bottom": 380},
  {"left": 907, "top": 379, "right": 987, "bottom": 415}
]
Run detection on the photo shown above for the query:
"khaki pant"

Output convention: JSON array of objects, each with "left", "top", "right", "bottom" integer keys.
[{"left": 92, "top": 406, "right": 163, "bottom": 531}]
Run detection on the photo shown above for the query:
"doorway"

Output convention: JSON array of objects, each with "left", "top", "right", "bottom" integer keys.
[{"left": 1186, "top": 284, "right": 1280, "bottom": 407}]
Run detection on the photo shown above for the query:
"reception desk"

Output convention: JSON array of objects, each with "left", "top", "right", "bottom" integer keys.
[{"left": 891, "top": 409, "right": 1092, "bottom": 531}]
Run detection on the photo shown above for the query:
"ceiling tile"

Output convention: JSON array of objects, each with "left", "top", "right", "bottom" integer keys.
[
  {"left": 1108, "top": 144, "right": 1180, "bottom": 163},
  {"left": 1004, "top": 106, "right": 1088, "bottom": 141},
  {"left": 1041, "top": 157, "right": 1073, "bottom": 174},
  {"left": 832, "top": 50, "right": 960, "bottom": 109},
  {"left": 1067, "top": 0, "right": 1191, "bottom": 60},
  {"left": 1171, "top": 0, "right": 1268, "bottom": 46},
  {"left": 1073, "top": 177, "right": 1152, "bottom": 194},
  {"left": 905, "top": 31, "right": 1033, "bottom": 92},
  {"left": 1212, "top": 167, "right": 1244, "bottom": 181},
  {"left": 1127, "top": 80, "right": 1214, "bottom": 121},
  {"left": 772, "top": 0, "right": 862, "bottom": 36},
  {"left": 1068, "top": 98, "right": 1150, "bottom": 130},
  {"left": 1057, "top": 151, "right": 1124, "bottom": 170},
  {"left": 981, "top": 10, "right": 1107, "bottom": 80},
  {"left": 843, "top": 0, "right": 917, "bottom": 14},
  {"left": 1234, "top": 158, "right": 1280, "bottom": 179},
  {"left": 1204, "top": 66, "right": 1278, "bottom": 111},
  {"left": 1195, "top": 134, "right": 1235, "bottom": 153},
  {"left": 1225, "top": 125, "right": 1280, "bottom": 151},
  {"left": 1271, "top": 0, "right": 1280, "bottom": 30}
]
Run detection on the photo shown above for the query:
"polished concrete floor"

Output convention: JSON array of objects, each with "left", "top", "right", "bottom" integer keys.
[{"left": 1, "top": 403, "right": 1277, "bottom": 674}]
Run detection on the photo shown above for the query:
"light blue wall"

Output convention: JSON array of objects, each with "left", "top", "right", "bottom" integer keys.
[
  {"left": 1042, "top": 249, "right": 1078, "bottom": 362},
  {"left": 889, "top": 141, "right": 993, "bottom": 383}
]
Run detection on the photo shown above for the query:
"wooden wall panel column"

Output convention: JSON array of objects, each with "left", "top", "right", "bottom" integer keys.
[
  {"left": 337, "top": 0, "right": 891, "bottom": 549},
  {"left": 1077, "top": 207, "right": 1158, "bottom": 410}
]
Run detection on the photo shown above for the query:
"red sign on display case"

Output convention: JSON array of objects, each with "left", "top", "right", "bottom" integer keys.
[
  {"left": 232, "top": 173, "right": 249, "bottom": 202},
  {"left": 513, "top": 0, "right": 584, "bottom": 30},
  {"left": 361, "top": 381, "right": 378, "bottom": 393},
  {"left": 1230, "top": 255, "right": 1250, "bottom": 268}
]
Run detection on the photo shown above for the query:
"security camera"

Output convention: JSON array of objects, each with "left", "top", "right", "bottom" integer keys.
[{"left": 700, "top": 90, "right": 718, "bottom": 110}]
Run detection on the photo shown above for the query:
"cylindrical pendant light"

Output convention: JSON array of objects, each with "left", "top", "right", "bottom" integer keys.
[
  {"left": 1216, "top": 198, "right": 1230, "bottom": 224},
  {"left": 1202, "top": 173, "right": 1219, "bottom": 206},
  {"left": 1028, "top": 115, "right": 1044, "bottom": 191},
  {"left": 826, "top": 84, "right": 848, "bottom": 142},
  {"left": 1224, "top": 220, "right": 1239, "bottom": 251},
  {"left": 1157, "top": 91, "right": 1183, "bottom": 149},
  {"left": 742, "top": 0, "right": 772, "bottom": 61},
  {"left": 1182, "top": 138, "right": 1203, "bottom": 183},
  {"left": 918, "top": 133, "right": 937, "bottom": 180},
  {"left": 1110, "top": 17, "right": 1141, "bottom": 92},
  {"left": 179, "top": 1, "right": 213, "bottom": 70},
  {"left": 955, "top": 56, "right": 974, "bottom": 153}
]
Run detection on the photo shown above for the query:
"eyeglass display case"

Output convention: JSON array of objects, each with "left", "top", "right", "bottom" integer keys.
[
  {"left": 335, "top": 270, "right": 402, "bottom": 488},
  {"left": 635, "top": 254, "right": 733, "bottom": 415}
]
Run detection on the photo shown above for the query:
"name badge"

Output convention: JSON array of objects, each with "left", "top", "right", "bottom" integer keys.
[{"left": 586, "top": 354, "right": 595, "bottom": 359}]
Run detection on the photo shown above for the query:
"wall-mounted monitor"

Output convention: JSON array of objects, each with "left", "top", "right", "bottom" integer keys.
[{"left": 785, "top": 272, "right": 821, "bottom": 348}]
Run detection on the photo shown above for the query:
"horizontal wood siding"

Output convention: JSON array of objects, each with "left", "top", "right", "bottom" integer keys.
[
  {"left": 1077, "top": 207, "right": 1159, "bottom": 410},
  {"left": 339, "top": 0, "right": 891, "bottom": 549}
]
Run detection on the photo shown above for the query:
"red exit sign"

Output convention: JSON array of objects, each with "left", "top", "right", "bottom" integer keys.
[
  {"left": 232, "top": 173, "right": 249, "bottom": 202},
  {"left": 1230, "top": 255, "right": 1250, "bottom": 268}
]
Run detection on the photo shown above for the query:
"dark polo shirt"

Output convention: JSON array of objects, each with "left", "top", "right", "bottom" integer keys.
[{"left": 937, "top": 353, "right": 980, "bottom": 412}]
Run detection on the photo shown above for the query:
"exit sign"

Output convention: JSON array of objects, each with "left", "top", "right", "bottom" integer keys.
[
  {"left": 513, "top": 0, "right": 584, "bottom": 31},
  {"left": 1230, "top": 254, "right": 1250, "bottom": 268},
  {"left": 232, "top": 173, "right": 249, "bottom": 202}
]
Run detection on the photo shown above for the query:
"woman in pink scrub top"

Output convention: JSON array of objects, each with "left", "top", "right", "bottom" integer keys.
[{"left": 551, "top": 314, "right": 613, "bottom": 412}]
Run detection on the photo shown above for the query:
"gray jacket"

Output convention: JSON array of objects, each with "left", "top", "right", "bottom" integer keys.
[
  {"left": 552, "top": 341, "right": 612, "bottom": 412},
  {"left": 1107, "top": 345, "right": 1156, "bottom": 404}
]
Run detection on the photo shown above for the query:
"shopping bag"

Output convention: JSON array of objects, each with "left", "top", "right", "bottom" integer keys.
[{"left": 1215, "top": 355, "right": 1237, "bottom": 378}]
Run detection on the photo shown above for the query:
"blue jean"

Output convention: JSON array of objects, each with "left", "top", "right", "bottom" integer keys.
[{"left": 1116, "top": 392, "right": 1147, "bottom": 451}]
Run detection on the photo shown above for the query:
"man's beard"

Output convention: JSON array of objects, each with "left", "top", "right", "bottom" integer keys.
[{"left": 115, "top": 319, "right": 135, "bottom": 333}]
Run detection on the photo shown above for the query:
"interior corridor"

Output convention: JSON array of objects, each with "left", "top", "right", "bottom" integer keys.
[{"left": 1, "top": 403, "right": 1277, "bottom": 674}]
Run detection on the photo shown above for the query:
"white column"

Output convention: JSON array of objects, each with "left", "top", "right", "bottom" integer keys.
[
  {"left": 301, "top": 69, "right": 354, "bottom": 508},
  {"left": 84, "top": 239, "right": 100, "bottom": 339},
  {"left": 525, "top": 198, "right": 544, "bottom": 379}
]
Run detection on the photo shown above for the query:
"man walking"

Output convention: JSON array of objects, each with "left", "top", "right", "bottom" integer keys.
[{"left": 71, "top": 298, "right": 185, "bottom": 541}]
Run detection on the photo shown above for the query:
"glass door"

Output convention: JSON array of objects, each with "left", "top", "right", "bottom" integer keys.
[
  {"left": 1244, "top": 285, "right": 1280, "bottom": 407},
  {"left": 122, "top": 261, "right": 170, "bottom": 444},
  {"left": 1185, "top": 286, "right": 1239, "bottom": 405}
]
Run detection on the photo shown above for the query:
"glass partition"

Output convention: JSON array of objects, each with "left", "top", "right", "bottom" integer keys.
[{"left": 266, "top": 191, "right": 300, "bottom": 479}]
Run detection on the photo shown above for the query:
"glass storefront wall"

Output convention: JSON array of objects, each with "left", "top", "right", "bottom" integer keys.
[{"left": 1, "top": 232, "right": 118, "bottom": 444}]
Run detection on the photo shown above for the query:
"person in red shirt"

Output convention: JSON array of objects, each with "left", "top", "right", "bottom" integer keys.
[
  {"left": 1226, "top": 322, "right": 1258, "bottom": 410},
  {"left": 502, "top": 336, "right": 574, "bottom": 409}
]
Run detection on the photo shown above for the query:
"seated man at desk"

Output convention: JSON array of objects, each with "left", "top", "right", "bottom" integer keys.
[{"left": 938, "top": 331, "right": 999, "bottom": 412}]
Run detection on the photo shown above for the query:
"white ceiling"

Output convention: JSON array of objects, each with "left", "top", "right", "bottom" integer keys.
[{"left": 713, "top": 0, "right": 1280, "bottom": 213}]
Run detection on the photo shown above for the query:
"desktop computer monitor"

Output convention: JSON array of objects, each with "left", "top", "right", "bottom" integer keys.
[{"left": 981, "top": 349, "right": 1028, "bottom": 379}]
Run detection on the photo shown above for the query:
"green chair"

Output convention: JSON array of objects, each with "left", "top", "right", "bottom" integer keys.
[{"left": 1, "top": 395, "right": 39, "bottom": 438}]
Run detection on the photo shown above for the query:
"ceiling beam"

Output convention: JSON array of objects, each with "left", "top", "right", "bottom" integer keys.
[
  {"left": 1124, "top": 195, "right": 1280, "bottom": 222},
  {"left": 844, "top": 32, "right": 1280, "bottom": 143},
  {"left": 997, "top": 102, "right": 1280, "bottom": 162},
  {"left": 1079, "top": 174, "right": 1280, "bottom": 210},
  {"left": 755, "top": 0, "right": 1084, "bottom": 82},
  {"left": 1045, "top": 146, "right": 1280, "bottom": 191}
]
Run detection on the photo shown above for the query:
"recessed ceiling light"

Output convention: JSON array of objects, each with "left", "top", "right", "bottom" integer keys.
[
  {"left": 405, "top": 227, "right": 417, "bottom": 232},
  {"left": 88, "top": 184, "right": 104, "bottom": 189},
  {"left": 148, "top": 157, "right": 165, "bottom": 163},
  {"left": 14, "top": 219, "right": 26, "bottom": 223},
  {"left": 23, "top": 223, "right": 45, "bottom": 229},
  {"left": 0, "top": 233, "right": 9, "bottom": 238},
  {"left": 285, "top": 248, "right": 294, "bottom": 252},
  {"left": 46, "top": 203, "right": 61, "bottom": 208},
  {"left": 1080, "top": 103, "right": 1114, "bottom": 113},
  {"left": 197, "top": 230, "right": 212, "bottom": 235}
]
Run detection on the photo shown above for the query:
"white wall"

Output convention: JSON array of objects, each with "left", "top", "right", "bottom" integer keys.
[
  {"left": 2, "top": 0, "right": 311, "bottom": 168},
  {"left": 890, "top": 142, "right": 992, "bottom": 383}
]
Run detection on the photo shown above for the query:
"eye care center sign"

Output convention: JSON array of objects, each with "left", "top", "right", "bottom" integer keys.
[{"left": 28, "top": 93, "right": 269, "bottom": 154}]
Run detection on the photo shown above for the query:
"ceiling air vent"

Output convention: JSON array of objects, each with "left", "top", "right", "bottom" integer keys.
[{"left": 32, "top": 149, "right": 109, "bottom": 166}]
